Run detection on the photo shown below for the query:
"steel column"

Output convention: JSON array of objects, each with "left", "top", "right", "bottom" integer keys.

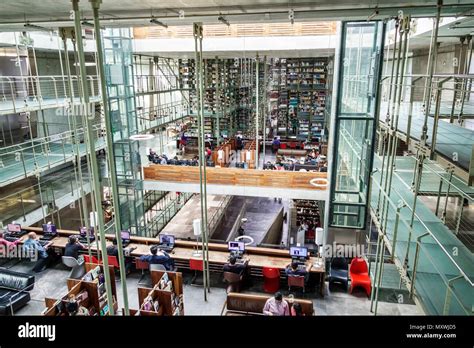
[
  {"left": 71, "top": 0, "right": 115, "bottom": 315},
  {"left": 90, "top": 0, "right": 130, "bottom": 315}
]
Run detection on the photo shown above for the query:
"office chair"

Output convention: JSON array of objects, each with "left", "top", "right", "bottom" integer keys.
[
  {"left": 262, "top": 267, "right": 280, "bottom": 293},
  {"left": 328, "top": 257, "right": 349, "bottom": 291},
  {"left": 189, "top": 258, "right": 204, "bottom": 286},
  {"left": 223, "top": 271, "right": 243, "bottom": 293},
  {"left": 135, "top": 258, "right": 149, "bottom": 284},
  {"left": 288, "top": 275, "right": 305, "bottom": 293},
  {"left": 349, "top": 257, "right": 371, "bottom": 297},
  {"left": 107, "top": 255, "right": 120, "bottom": 269},
  {"left": 83, "top": 254, "right": 100, "bottom": 264},
  {"left": 61, "top": 256, "right": 86, "bottom": 279}
]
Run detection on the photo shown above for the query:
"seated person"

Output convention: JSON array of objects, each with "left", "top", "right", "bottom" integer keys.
[
  {"left": 223, "top": 255, "right": 248, "bottom": 275},
  {"left": 285, "top": 261, "right": 311, "bottom": 281},
  {"left": 148, "top": 149, "right": 157, "bottom": 162},
  {"left": 263, "top": 292, "right": 289, "bottom": 316},
  {"left": 290, "top": 302, "right": 304, "bottom": 316},
  {"left": 139, "top": 245, "right": 176, "bottom": 271},
  {"left": 264, "top": 161, "right": 276, "bottom": 170},
  {"left": 0, "top": 231, "right": 21, "bottom": 250},
  {"left": 271, "top": 137, "right": 281, "bottom": 153},
  {"left": 64, "top": 235, "right": 86, "bottom": 260},
  {"left": 106, "top": 238, "right": 137, "bottom": 274},
  {"left": 66, "top": 295, "right": 89, "bottom": 316},
  {"left": 22, "top": 232, "right": 56, "bottom": 273}
]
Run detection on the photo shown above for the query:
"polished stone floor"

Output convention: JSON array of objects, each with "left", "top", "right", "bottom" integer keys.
[{"left": 3, "top": 259, "right": 422, "bottom": 316}]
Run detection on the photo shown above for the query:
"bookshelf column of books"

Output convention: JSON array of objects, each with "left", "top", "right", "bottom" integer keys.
[
  {"left": 268, "top": 57, "right": 330, "bottom": 144},
  {"left": 134, "top": 270, "right": 184, "bottom": 316},
  {"left": 291, "top": 199, "right": 322, "bottom": 245}
]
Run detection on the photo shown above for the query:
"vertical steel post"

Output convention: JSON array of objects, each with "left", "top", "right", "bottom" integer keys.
[
  {"left": 193, "top": 23, "right": 209, "bottom": 300},
  {"left": 215, "top": 56, "right": 220, "bottom": 146},
  {"left": 410, "top": 232, "right": 429, "bottom": 298},
  {"left": 71, "top": 0, "right": 115, "bottom": 315},
  {"left": 255, "top": 54, "right": 259, "bottom": 169},
  {"left": 443, "top": 275, "right": 464, "bottom": 315},
  {"left": 90, "top": 0, "right": 130, "bottom": 315},
  {"left": 263, "top": 55, "right": 267, "bottom": 165},
  {"left": 405, "top": 1, "right": 441, "bottom": 270},
  {"left": 199, "top": 29, "right": 211, "bottom": 293},
  {"left": 430, "top": 78, "right": 450, "bottom": 160}
]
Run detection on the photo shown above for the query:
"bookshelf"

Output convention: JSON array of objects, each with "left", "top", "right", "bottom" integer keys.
[
  {"left": 133, "top": 270, "right": 184, "bottom": 316},
  {"left": 293, "top": 200, "right": 321, "bottom": 244},
  {"left": 43, "top": 263, "right": 117, "bottom": 316},
  {"left": 269, "top": 57, "right": 330, "bottom": 142}
]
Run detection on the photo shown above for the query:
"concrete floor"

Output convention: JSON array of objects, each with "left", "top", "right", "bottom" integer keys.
[
  {"left": 160, "top": 194, "right": 229, "bottom": 240},
  {"left": 5, "top": 259, "right": 422, "bottom": 316}
]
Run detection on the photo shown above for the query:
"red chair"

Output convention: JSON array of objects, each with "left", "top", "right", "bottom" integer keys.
[
  {"left": 289, "top": 142, "right": 297, "bottom": 150},
  {"left": 189, "top": 258, "right": 204, "bottom": 286},
  {"left": 280, "top": 143, "right": 287, "bottom": 149},
  {"left": 262, "top": 267, "right": 280, "bottom": 293},
  {"left": 349, "top": 257, "right": 371, "bottom": 297},
  {"left": 288, "top": 275, "right": 305, "bottom": 293},
  {"left": 83, "top": 255, "right": 100, "bottom": 264},
  {"left": 135, "top": 257, "right": 149, "bottom": 284},
  {"left": 107, "top": 255, "right": 120, "bottom": 269}
]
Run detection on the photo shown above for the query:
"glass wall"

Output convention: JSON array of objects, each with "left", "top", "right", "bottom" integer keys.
[
  {"left": 103, "top": 28, "right": 145, "bottom": 234},
  {"left": 329, "top": 21, "right": 385, "bottom": 229}
]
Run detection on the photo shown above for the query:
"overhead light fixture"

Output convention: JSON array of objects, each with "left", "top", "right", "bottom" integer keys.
[
  {"left": 129, "top": 134, "right": 154, "bottom": 141},
  {"left": 218, "top": 15, "right": 230, "bottom": 26},
  {"left": 24, "top": 22, "right": 53, "bottom": 33},
  {"left": 367, "top": 7, "right": 379, "bottom": 21},
  {"left": 82, "top": 20, "right": 104, "bottom": 30},
  {"left": 150, "top": 17, "right": 168, "bottom": 28},
  {"left": 81, "top": 21, "right": 95, "bottom": 28}
]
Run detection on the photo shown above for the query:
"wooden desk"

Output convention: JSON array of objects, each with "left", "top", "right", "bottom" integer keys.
[{"left": 22, "top": 226, "right": 326, "bottom": 295}]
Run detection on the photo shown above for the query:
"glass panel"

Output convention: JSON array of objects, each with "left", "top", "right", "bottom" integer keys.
[{"left": 329, "top": 21, "right": 384, "bottom": 229}]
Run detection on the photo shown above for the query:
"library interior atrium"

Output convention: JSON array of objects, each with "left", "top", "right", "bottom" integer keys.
[{"left": 0, "top": 0, "right": 472, "bottom": 317}]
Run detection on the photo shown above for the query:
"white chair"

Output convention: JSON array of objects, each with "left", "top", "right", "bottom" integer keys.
[
  {"left": 61, "top": 256, "right": 85, "bottom": 279},
  {"left": 149, "top": 264, "right": 167, "bottom": 272}
]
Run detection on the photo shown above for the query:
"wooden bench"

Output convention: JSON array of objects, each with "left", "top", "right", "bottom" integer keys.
[{"left": 221, "top": 292, "right": 314, "bottom": 316}]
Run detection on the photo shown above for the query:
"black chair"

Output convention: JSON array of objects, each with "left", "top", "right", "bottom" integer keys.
[
  {"left": 328, "top": 257, "right": 349, "bottom": 291},
  {"left": 0, "top": 269, "right": 35, "bottom": 315}
]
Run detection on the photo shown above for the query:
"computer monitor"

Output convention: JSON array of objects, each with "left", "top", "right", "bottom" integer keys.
[
  {"left": 290, "top": 247, "right": 308, "bottom": 258},
  {"left": 42, "top": 223, "right": 57, "bottom": 235},
  {"left": 7, "top": 223, "right": 21, "bottom": 233},
  {"left": 159, "top": 234, "right": 175, "bottom": 245},
  {"left": 79, "top": 227, "right": 94, "bottom": 237},
  {"left": 228, "top": 241, "right": 245, "bottom": 252},
  {"left": 120, "top": 231, "right": 130, "bottom": 241}
]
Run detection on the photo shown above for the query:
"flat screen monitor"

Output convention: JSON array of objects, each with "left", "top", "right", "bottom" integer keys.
[
  {"left": 159, "top": 234, "right": 175, "bottom": 245},
  {"left": 290, "top": 247, "right": 308, "bottom": 258},
  {"left": 7, "top": 223, "right": 21, "bottom": 233},
  {"left": 228, "top": 241, "right": 245, "bottom": 252},
  {"left": 79, "top": 227, "right": 94, "bottom": 237},
  {"left": 120, "top": 231, "right": 130, "bottom": 241},
  {"left": 42, "top": 223, "right": 57, "bottom": 235}
]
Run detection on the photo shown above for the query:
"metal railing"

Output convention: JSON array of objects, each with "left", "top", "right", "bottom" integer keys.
[
  {"left": 136, "top": 101, "right": 190, "bottom": 132},
  {"left": 0, "top": 123, "right": 104, "bottom": 186},
  {"left": 0, "top": 75, "right": 100, "bottom": 114},
  {"left": 370, "top": 158, "right": 473, "bottom": 315}
]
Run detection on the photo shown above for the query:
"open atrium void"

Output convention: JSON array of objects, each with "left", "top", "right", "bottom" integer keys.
[{"left": 0, "top": 1, "right": 472, "bottom": 335}]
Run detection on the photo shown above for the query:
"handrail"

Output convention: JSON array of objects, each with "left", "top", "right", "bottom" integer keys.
[
  {"left": 0, "top": 123, "right": 103, "bottom": 155},
  {"left": 371, "top": 161, "right": 474, "bottom": 287}
]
